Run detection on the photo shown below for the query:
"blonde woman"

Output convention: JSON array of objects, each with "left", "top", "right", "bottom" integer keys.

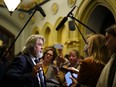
[{"left": 70, "top": 34, "right": 110, "bottom": 87}]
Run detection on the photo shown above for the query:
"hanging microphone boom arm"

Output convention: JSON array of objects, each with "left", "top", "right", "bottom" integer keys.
[
  {"left": 74, "top": 21, "right": 88, "bottom": 44},
  {"left": 66, "top": 6, "right": 97, "bottom": 44},
  {"left": 68, "top": 12, "right": 96, "bottom": 34}
]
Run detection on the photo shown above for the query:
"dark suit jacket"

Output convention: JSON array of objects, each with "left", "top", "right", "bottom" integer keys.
[
  {"left": 1, "top": 54, "right": 40, "bottom": 87},
  {"left": 77, "top": 57, "right": 105, "bottom": 87}
]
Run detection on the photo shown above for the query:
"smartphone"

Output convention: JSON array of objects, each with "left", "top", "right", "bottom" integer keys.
[
  {"left": 54, "top": 44, "right": 64, "bottom": 49},
  {"left": 65, "top": 71, "right": 72, "bottom": 86},
  {"left": 72, "top": 73, "right": 78, "bottom": 78}
]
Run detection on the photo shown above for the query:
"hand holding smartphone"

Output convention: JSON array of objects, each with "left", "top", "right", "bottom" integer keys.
[
  {"left": 65, "top": 71, "right": 78, "bottom": 86},
  {"left": 72, "top": 73, "right": 78, "bottom": 78},
  {"left": 65, "top": 71, "right": 72, "bottom": 86}
]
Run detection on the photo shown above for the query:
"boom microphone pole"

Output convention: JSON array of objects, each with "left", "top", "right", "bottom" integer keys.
[
  {"left": 74, "top": 21, "right": 88, "bottom": 44},
  {"left": 56, "top": 5, "right": 97, "bottom": 47},
  {"left": 3, "top": 4, "right": 41, "bottom": 58},
  {"left": 66, "top": 7, "right": 96, "bottom": 45},
  {"left": 67, "top": 6, "right": 76, "bottom": 17},
  {"left": 69, "top": 15, "right": 96, "bottom": 34},
  {"left": 67, "top": 9, "right": 96, "bottom": 34}
]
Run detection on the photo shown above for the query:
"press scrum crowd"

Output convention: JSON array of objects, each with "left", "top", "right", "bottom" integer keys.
[{"left": 0, "top": 23, "right": 116, "bottom": 87}]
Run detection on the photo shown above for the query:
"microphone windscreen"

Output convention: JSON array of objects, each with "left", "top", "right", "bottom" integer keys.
[
  {"left": 56, "top": 17, "right": 68, "bottom": 31},
  {"left": 68, "top": 20, "right": 75, "bottom": 31},
  {"left": 38, "top": 7, "right": 46, "bottom": 17}
]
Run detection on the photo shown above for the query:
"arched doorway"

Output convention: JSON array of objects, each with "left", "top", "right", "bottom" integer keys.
[
  {"left": 0, "top": 25, "right": 15, "bottom": 60},
  {"left": 87, "top": 5, "right": 115, "bottom": 35}
]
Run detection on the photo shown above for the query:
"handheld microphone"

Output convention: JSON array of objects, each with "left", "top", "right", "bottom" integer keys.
[{"left": 56, "top": 17, "right": 68, "bottom": 31}]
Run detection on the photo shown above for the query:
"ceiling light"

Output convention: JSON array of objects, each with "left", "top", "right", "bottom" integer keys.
[{"left": 4, "top": 0, "right": 21, "bottom": 15}]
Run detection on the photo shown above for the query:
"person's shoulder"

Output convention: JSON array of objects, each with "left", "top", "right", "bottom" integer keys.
[
  {"left": 83, "top": 57, "right": 92, "bottom": 62},
  {"left": 81, "top": 57, "right": 95, "bottom": 65},
  {"left": 13, "top": 54, "right": 29, "bottom": 62},
  {"left": 16, "top": 53, "right": 29, "bottom": 58}
]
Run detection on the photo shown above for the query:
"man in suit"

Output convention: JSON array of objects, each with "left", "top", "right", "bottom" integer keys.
[
  {"left": 1, "top": 34, "right": 46, "bottom": 87},
  {"left": 96, "top": 24, "right": 116, "bottom": 87}
]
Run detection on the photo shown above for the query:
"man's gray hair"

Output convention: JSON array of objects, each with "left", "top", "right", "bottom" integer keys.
[{"left": 22, "top": 34, "right": 45, "bottom": 54}]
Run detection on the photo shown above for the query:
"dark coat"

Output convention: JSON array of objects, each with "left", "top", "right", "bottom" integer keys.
[
  {"left": 1, "top": 54, "right": 40, "bottom": 87},
  {"left": 77, "top": 57, "right": 105, "bottom": 87}
]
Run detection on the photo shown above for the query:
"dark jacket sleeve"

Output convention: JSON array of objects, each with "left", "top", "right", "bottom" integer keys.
[{"left": 4, "top": 55, "right": 35, "bottom": 87}]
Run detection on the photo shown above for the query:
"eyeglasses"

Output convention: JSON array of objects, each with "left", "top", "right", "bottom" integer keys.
[{"left": 46, "top": 53, "right": 53, "bottom": 57}]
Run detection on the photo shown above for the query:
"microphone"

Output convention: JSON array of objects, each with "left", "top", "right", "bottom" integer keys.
[
  {"left": 56, "top": 17, "right": 68, "bottom": 31},
  {"left": 56, "top": 6, "right": 76, "bottom": 31},
  {"left": 37, "top": 6, "right": 46, "bottom": 17}
]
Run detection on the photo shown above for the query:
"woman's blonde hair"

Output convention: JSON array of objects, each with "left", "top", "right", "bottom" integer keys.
[{"left": 87, "top": 34, "right": 109, "bottom": 65}]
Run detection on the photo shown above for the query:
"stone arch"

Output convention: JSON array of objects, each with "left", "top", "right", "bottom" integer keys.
[
  {"left": 75, "top": 0, "right": 116, "bottom": 55},
  {"left": 32, "top": 26, "right": 40, "bottom": 34},
  {"left": 41, "top": 22, "right": 54, "bottom": 47},
  {"left": 76, "top": 0, "right": 115, "bottom": 35}
]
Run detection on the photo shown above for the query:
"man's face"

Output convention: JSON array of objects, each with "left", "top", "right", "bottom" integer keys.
[
  {"left": 105, "top": 33, "right": 116, "bottom": 53},
  {"left": 34, "top": 39, "right": 44, "bottom": 58}
]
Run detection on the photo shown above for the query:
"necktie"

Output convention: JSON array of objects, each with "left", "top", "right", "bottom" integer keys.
[
  {"left": 108, "top": 55, "right": 116, "bottom": 87},
  {"left": 39, "top": 68, "right": 46, "bottom": 87},
  {"left": 34, "top": 59, "right": 46, "bottom": 87}
]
